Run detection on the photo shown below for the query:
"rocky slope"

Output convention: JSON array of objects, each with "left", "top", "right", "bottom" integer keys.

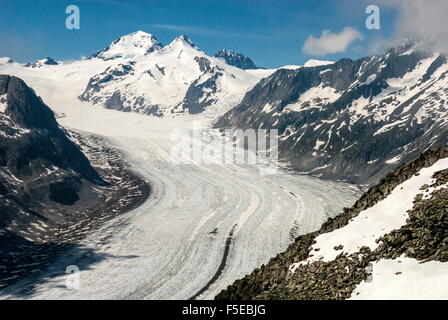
[
  {"left": 0, "top": 75, "right": 149, "bottom": 288},
  {"left": 79, "top": 32, "right": 264, "bottom": 116},
  {"left": 214, "top": 41, "right": 448, "bottom": 185},
  {"left": 216, "top": 146, "right": 448, "bottom": 300}
]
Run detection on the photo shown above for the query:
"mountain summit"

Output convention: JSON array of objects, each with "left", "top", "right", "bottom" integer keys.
[
  {"left": 80, "top": 33, "right": 264, "bottom": 116},
  {"left": 170, "top": 35, "right": 198, "bottom": 49},
  {"left": 214, "top": 49, "right": 258, "bottom": 70},
  {"left": 92, "top": 31, "right": 163, "bottom": 60}
]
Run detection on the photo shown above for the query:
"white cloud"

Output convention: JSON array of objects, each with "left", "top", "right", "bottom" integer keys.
[
  {"left": 395, "top": 0, "right": 448, "bottom": 52},
  {"left": 369, "top": 0, "right": 448, "bottom": 53},
  {"left": 302, "top": 27, "right": 363, "bottom": 56}
]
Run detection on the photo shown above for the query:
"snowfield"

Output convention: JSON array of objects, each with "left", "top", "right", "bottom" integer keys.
[
  {"left": 350, "top": 256, "right": 448, "bottom": 300},
  {"left": 0, "top": 59, "right": 359, "bottom": 299}
]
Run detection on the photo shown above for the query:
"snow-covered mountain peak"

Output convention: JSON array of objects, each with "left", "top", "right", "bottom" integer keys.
[
  {"left": 92, "top": 30, "right": 163, "bottom": 60},
  {"left": 166, "top": 35, "right": 198, "bottom": 51},
  {"left": 78, "top": 32, "right": 265, "bottom": 117},
  {"left": 384, "top": 37, "right": 439, "bottom": 58}
]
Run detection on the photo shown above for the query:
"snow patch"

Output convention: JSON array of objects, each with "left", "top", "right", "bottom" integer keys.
[
  {"left": 314, "top": 140, "right": 325, "bottom": 150},
  {"left": 385, "top": 155, "right": 402, "bottom": 164},
  {"left": 279, "top": 65, "right": 302, "bottom": 70},
  {"left": 0, "top": 94, "right": 7, "bottom": 113},
  {"left": 350, "top": 256, "right": 448, "bottom": 299},
  {"left": 261, "top": 103, "right": 275, "bottom": 114},
  {"left": 285, "top": 85, "right": 340, "bottom": 112},
  {"left": 304, "top": 59, "right": 334, "bottom": 67}
]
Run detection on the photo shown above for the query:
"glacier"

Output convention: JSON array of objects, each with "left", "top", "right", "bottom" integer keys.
[{"left": 0, "top": 44, "right": 359, "bottom": 300}]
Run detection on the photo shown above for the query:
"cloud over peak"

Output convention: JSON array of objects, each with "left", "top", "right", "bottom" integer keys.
[
  {"left": 386, "top": 0, "right": 448, "bottom": 52},
  {"left": 302, "top": 27, "right": 363, "bottom": 56}
]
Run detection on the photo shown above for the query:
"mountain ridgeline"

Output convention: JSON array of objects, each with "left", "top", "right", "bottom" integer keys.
[
  {"left": 79, "top": 31, "right": 264, "bottom": 117},
  {"left": 214, "top": 42, "right": 448, "bottom": 185}
]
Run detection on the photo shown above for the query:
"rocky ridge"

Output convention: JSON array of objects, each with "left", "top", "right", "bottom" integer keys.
[{"left": 215, "top": 41, "right": 448, "bottom": 185}]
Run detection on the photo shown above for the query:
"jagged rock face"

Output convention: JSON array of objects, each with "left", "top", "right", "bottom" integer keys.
[
  {"left": 214, "top": 49, "right": 258, "bottom": 70},
  {"left": 183, "top": 72, "right": 222, "bottom": 114},
  {"left": 80, "top": 35, "right": 262, "bottom": 116},
  {"left": 1, "top": 76, "right": 59, "bottom": 131},
  {"left": 215, "top": 42, "right": 448, "bottom": 184}
]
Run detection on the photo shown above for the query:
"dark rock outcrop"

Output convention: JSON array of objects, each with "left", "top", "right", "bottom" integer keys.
[
  {"left": 183, "top": 72, "right": 221, "bottom": 114},
  {"left": 214, "top": 49, "right": 258, "bottom": 70}
]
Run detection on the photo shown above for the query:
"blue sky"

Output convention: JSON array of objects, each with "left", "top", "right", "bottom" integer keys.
[{"left": 0, "top": 0, "right": 400, "bottom": 68}]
